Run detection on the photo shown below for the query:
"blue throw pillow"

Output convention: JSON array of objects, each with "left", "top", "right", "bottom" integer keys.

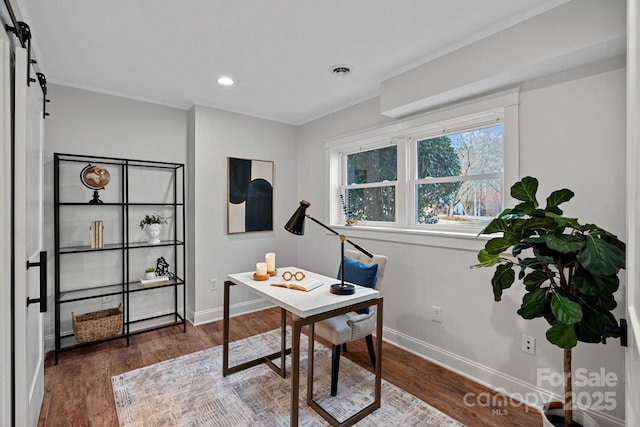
[{"left": 337, "top": 257, "right": 378, "bottom": 314}]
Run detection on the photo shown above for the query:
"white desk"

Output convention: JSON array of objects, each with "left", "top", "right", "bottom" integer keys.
[{"left": 223, "top": 266, "right": 383, "bottom": 426}]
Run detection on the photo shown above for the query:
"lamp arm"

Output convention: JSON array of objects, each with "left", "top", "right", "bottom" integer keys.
[{"left": 305, "top": 214, "right": 373, "bottom": 258}]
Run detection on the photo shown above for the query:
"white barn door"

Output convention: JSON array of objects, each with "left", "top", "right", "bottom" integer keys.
[
  {"left": 627, "top": 1, "right": 640, "bottom": 426},
  {"left": 0, "top": 33, "right": 14, "bottom": 427},
  {"left": 13, "top": 46, "right": 46, "bottom": 426}
]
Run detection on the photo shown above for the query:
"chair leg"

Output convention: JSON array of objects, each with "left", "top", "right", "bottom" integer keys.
[
  {"left": 331, "top": 344, "right": 341, "bottom": 397},
  {"left": 342, "top": 343, "right": 347, "bottom": 352},
  {"left": 365, "top": 334, "right": 376, "bottom": 367}
]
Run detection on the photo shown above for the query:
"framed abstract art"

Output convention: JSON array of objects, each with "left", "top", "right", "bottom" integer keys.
[{"left": 227, "top": 157, "right": 274, "bottom": 233}]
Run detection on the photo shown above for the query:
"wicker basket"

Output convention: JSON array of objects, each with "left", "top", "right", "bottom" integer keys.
[{"left": 72, "top": 303, "right": 123, "bottom": 343}]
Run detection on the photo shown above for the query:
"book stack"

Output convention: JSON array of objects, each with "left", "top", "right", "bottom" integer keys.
[
  {"left": 140, "top": 275, "right": 170, "bottom": 287},
  {"left": 90, "top": 220, "right": 104, "bottom": 248}
]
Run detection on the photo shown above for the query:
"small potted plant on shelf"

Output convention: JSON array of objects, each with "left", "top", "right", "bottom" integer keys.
[
  {"left": 139, "top": 211, "right": 170, "bottom": 244},
  {"left": 143, "top": 267, "right": 156, "bottom": 280},
  {"left": 471, "top": 177, "right": 625, "bottom": 427}
]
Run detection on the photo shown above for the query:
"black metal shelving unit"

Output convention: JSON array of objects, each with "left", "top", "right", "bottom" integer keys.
[{"left": 53, "top": 153, "right": 186, "bottom": 363}]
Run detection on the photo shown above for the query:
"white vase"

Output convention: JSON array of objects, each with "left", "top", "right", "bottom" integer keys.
[
  {"left": 541, "top": 402, "right": 599, "bottom": 427},
  {"left": 146, "top": 223, "right": 162, "bottom": 244}
]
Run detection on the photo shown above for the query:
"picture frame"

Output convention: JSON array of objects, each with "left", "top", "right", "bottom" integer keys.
[{"left": 227, "top": 157, "right": 274, "bottom": 233}]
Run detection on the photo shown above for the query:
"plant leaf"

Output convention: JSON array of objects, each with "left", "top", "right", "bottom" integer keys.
[
  {"left": 544, "top": 233, "right": 585, "bottom": 254},
  {"left": 523, "top": 270, "right": 549, "bottom": 290},
  {"left": 491, "top": 264, "right": 515, "bottom": 302},
  {"left": 517, "top": 288, "right": 550, "bottom": 319},
  {"left": 510, "top": 176, "right": 539, "bottom": 204},
  {"left": 545, "top": 189, "right": 574, "bottom": 213},
  {"left": 575, "top": 309, "right": 617, "bottom": 343},
  {"left": 472, "top": 249, "right": 502, "bottom": 268},
  {"left": 550, "top": 291, "right": 583, "bottom": 324},
  {"left": 533, "top": 247, "right": 557, "bottom": 265},
  {"left": 485, "top": 238, "right": 513, "bottom": 255},
  {"left": 481, "top": 218, "right": 510, "bottom": 235},
  {"left": 545, "top": 212, "right": 582, "bottom": 229},
  {"left": 546, "top": 323, "right": 578, "bottom": 348},
  {"left": 573, "top": 268, "right": 619, "bottom": 296},
  {"left": 585, "top": 293, "right": 618, "bottom": 311},
  {"left": 577, "top": 234, "right": 626, "bottom": 276},
  {"left": 521, "top": 217, "right": 557, "bottom": 234}
]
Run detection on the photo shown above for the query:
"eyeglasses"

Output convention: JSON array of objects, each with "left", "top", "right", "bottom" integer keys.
[{"left": 282, "top": 271, "right": 305, "bottom": 281}]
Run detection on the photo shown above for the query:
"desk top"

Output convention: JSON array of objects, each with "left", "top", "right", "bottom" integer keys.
[{"left": 226, "top": 266, "right": 380, "bottom": 318}]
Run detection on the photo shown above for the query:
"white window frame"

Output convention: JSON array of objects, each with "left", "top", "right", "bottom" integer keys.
[{"left": 326, "top": 89, "right": 519, "bottom": 248}]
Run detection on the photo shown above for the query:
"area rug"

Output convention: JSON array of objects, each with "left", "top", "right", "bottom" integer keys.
[{"left": 111, "top": 328, "right": 464, "bottom": 426}]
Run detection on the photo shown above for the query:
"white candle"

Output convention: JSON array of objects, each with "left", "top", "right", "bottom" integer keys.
[
  {"left": 256, "top": 262, "right": 267, "bottom": 276},
  {"left": 265, "top": 253, "right": 275, "bottom": 272}
]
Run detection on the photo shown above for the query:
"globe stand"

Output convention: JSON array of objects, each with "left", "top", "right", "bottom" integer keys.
[{"left": 89, "top": 189, "right": 104, "bottom": 204}]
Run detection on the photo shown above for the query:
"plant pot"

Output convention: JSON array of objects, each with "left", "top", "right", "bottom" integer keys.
[
  {"left": 145, "top": 223, "right": 162, "bottom": 244},
  {"left": 541, "top": 402, "right": 599, "bottom": 427}
]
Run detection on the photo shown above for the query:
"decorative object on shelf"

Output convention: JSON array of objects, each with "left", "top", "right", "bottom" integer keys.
[
  {"left": 139, "top": 211, "right": 170, "bottom": 244},
  {"left": 143, "top": 267, "right": 156, "bottom": 280},
  {"left": 155, "top": 257, "right": 175, "bottom": 280},
  {"left": 265, "top": 252, "right": 276, "bottom": 276},
  {"left": 140, "top": 275, "right": 170, "bottom": 287},
  {"left": 90, "top": 220, "right": 104, "bottom": 248},
  {"left": 227, "top": 157, "right": 274, "bottom": 234},
  {"left": 285, "top": 200, "right": 373, "bottom": 295},
  {"left": 72, "top": 303, "right": 123, "bottom": 343},
  {"left": 80, "top": 164, "right": 110, "bottom": 204},
  {"left": 140, "top": 266, "right": 170, "bottom": 287},
  {"left": 471, "top": 176, "right": 626, "bottom": 427}
]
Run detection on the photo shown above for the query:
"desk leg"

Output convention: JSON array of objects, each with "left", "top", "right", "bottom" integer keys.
[
  {"left": 291, "top": 317, "right": 302, "bottom": 426},
  {"left": 222, "top": 280, "right": 232, "bottom": 376},
  {"left": 280, "top": 308, "right": 287, "bottom": 378},
  {"left": 307, "top": 322, "right": 315, "bottom": 405},
  {"left": 375, "top": 298, "right": 383, "bottom": 404}
]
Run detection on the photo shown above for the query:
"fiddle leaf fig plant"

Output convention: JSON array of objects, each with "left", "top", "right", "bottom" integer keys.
[{"left": 471, "top": 176, "right": 625, "bottom": 427}]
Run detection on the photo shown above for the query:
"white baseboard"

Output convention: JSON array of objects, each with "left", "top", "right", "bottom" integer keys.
[
  {"left": 191, "top": 298, "right": 274, "bottom": 326},
  {"left": 382, "top": 326, "right": 624, "bottom": 427}
]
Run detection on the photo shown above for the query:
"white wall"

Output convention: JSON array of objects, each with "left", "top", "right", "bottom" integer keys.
[
  {"left": 187, "top": 105, "right": 299, "bottom": 324},
  {"left": 296, "top": 64, "right": 627, "bottom": 426}
]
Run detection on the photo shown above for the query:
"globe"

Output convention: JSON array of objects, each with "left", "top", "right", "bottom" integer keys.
[{"left": 81, "top": 165, "right": 110, "bottom": 190}]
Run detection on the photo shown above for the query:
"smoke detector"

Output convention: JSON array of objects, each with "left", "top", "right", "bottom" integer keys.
[{"left": 330, "top": 65, "right": 351, "bottom": 77}]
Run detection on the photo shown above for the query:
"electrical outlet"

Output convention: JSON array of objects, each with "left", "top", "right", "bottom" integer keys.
[
  {"left": 209, "top": 278, "right": 217, "bottom": 291},
  {"left": 431, "top": 305, "right": 442, "bottom": 323},
  {"left": 522, "top": 335, "right": 536, "bottom": 355}
]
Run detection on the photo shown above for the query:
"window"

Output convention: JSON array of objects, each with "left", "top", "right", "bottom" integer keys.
[
  {"left": 328, "top": 90, "right": 519, "bottom": 238},
  {"left": 413, "top": 124, "right": 503, "bottom": 228},
  {"left": 343, "top": 145, "right": 397, "bottom": 223}
]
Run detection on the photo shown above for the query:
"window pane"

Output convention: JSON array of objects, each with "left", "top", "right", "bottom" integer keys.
[
  {"left": 417, "top": 125, "right": 503, "bottom": 179},
  {"left": 347, "top": 186, "right": 395, "bottom": 222},
  {"left": 347, "top": 146, "right": 397, "bottom": 185},
  {"left": 416, "top": 179, "right": 501, "bottom": 226}
]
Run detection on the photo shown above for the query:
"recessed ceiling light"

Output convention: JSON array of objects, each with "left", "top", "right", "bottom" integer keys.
[
  {"left": 217, "top": 76, "right": 234, "bottom": 86},
  {"left": 330, "top": 65, "right": 351, "bottom": 77}
]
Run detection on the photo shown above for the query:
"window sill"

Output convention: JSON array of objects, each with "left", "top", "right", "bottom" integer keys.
[{"left": 328, "top": 224, "right": 491, "bottom": 252}]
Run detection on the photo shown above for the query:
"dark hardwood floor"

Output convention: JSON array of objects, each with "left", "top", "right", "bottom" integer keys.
[{"left": 38, "top": 307, "right": 540, "bottom": 426}]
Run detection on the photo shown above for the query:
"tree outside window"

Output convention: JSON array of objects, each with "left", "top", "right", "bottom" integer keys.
[{"left": 415, "top": 124, "right": 503, "bottom": 226}]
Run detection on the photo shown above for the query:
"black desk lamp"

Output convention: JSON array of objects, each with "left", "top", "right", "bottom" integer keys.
[{"left": 284, "top": 200, "right": 373, "bottom": 295}]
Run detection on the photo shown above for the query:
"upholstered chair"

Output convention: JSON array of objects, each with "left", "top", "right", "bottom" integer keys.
[{"left": 314, "top": 249, "right": 387, "bottom": 396}]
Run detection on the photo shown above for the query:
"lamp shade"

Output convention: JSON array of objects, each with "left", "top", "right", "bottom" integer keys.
[{"left": 284, "top": 200, "right": 310, "bottom": 235}]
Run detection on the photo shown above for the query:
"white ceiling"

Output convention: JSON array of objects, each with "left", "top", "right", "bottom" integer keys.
[{"left": 22, "top": 0, "right": 568, "bottom": 125}]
